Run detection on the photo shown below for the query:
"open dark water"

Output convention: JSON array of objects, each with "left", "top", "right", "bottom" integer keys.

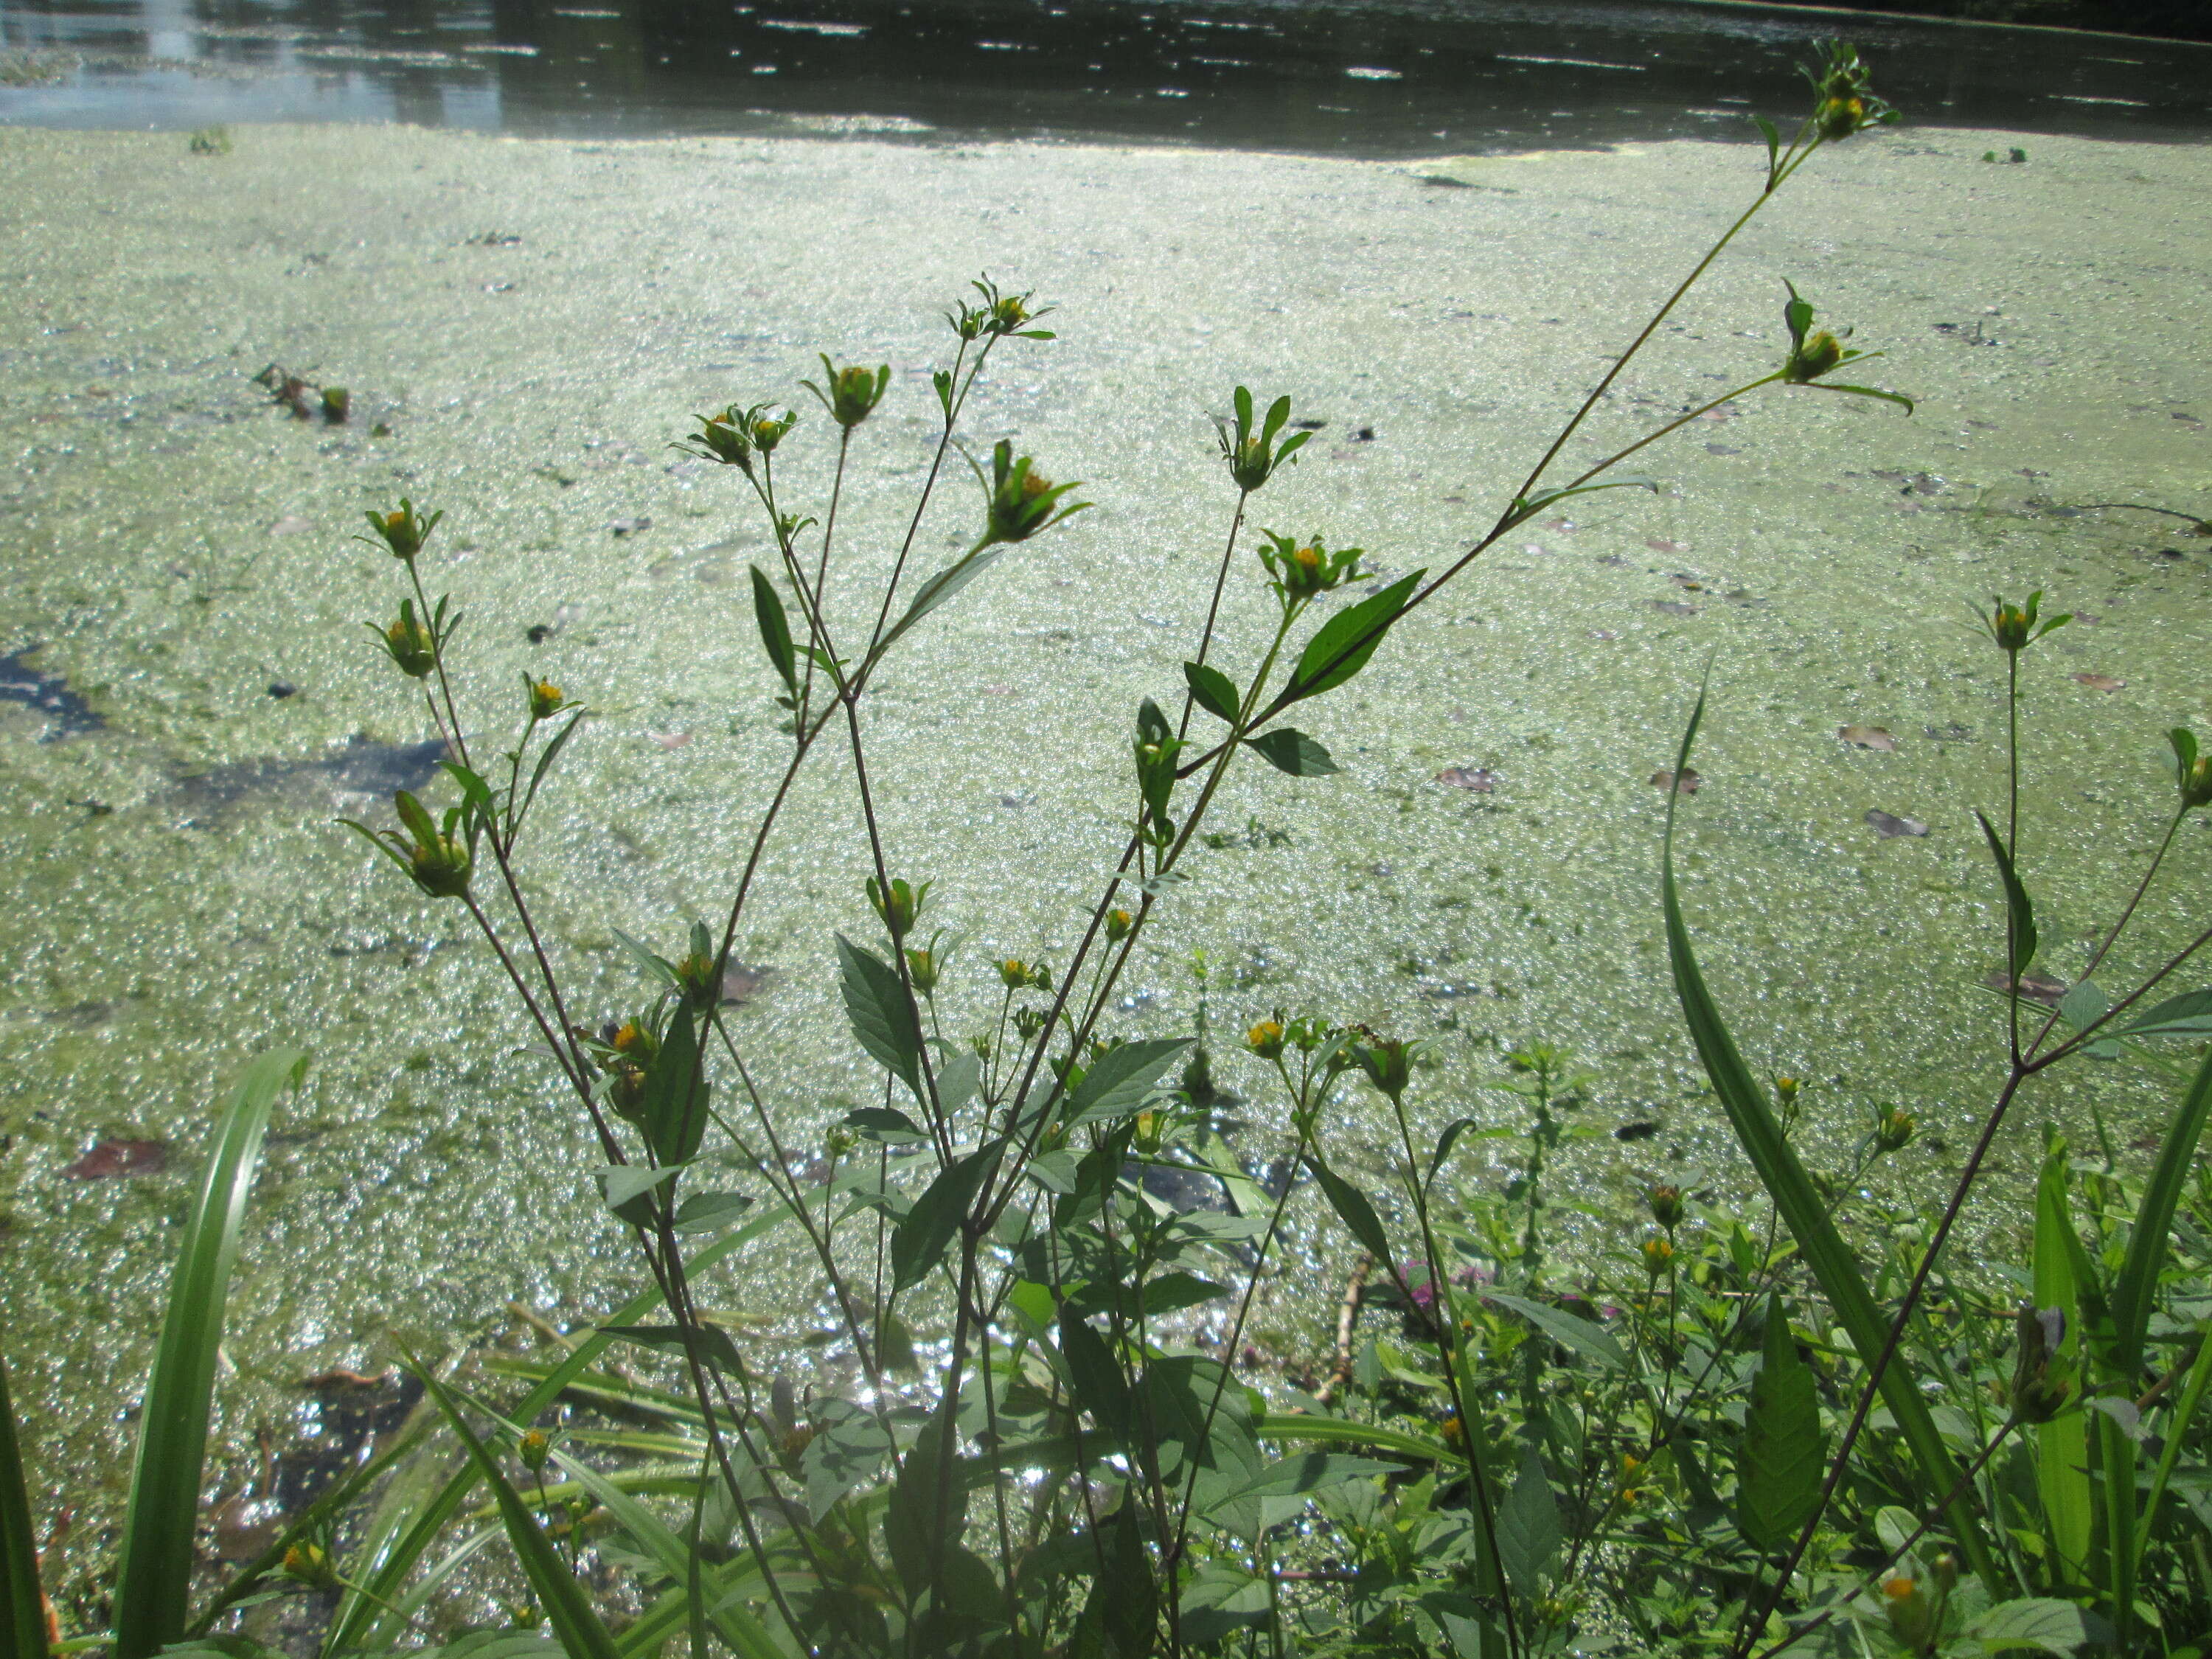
[{"left": 3, "top": 0, "right": 2209, "bottom": 154}]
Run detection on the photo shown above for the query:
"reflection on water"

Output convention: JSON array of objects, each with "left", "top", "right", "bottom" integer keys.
[{"left": 3, "top": 0, "right": 2209, "bottom": 152}]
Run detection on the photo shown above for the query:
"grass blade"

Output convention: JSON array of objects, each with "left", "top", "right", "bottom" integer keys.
[
  {"left": 114, "top": 1048, "right": 308, "bottom": 1659},
  {"left": 325, "top": 1203, "right": 793, "bottom": 1653},
  {"left": 2031, "top": 1147, "right": 2091, "bottom": 1588},
  {"left": 547, "top": 1449, "right": 786, "bottom": 1659},
  {"left": 2, "top": 1352, "right": 50, "bottom": 1659},
  {"left": 1658, "top": 685, "right": 1999, "bottom": 1587},
  {"left": 2111, "top": 1042, "right": 2212, "bottom": 1374},
  {"left": 186, "top": 1419, "right": 430, "bottom": 1638},
  {"left": 410, "top": 1364, "right": 623, "bottom": 1659},
  {"left": 2135, "top": 1322, "right": 2212, "bottom": 1582}
]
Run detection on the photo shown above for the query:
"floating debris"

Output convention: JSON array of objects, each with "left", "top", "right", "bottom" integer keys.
[
  {"left": 2071, "top": 673, "right": 2126, "bottom": 692},
  {"left": 1649, "top": 768, "right": 1702, "bottom": 794},
  {"left": 608, "top": 516, "right": 652, "bottom": 536},
  {"left": 1434, "top": 766, "right": 1496, "bottom": 791},
  {"left": 1647, "top": 538, "right": 1688, "bottom": 554},
  {"left": 1838, "top": 724, "right": 1899, "bottom": 751},
  {"left": 1865, "top": 809, "right": 1928, "bottom": 838},
  {"left": 1986, "top": 970, "right": 2067, "bottom": 1006},
  {"left": 63, "top": 1138, "right": 167, "bottom": 1179},
  {"left": 720, "top": 961, "right": 776, "bottom": 1005}
]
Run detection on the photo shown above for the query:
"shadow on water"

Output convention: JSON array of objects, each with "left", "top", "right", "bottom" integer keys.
[
  {"left": 170, "top": 732, "right": 447, "bottom": 817},
  {"left": 0, "top": 647, "right": 105, "bottom": 740},
  {"left": 1, "top": 0, "right": 2207, "bottom": 153}
]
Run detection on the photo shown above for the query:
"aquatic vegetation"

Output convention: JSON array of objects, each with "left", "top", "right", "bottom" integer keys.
[{"left": 8, "top": 41, "right": 2212, "bottom": 1659}]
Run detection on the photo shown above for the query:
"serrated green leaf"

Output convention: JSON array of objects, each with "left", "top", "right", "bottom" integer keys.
[
  {"left": 671, "top": 1190, "right": 751, "bottom": 1234},
  {"left": 1483, "top": 1292, "right": 1626, "bottom": 1371},
  {"left": 837, "top": 933, "right": 922, "bottom": 1096},
  {"left": 2110, "top": 987, "right": 2212, "bottom": 1040},
  {"left": 878, "top": 546, "right": 1006, "bottom": 655},
  {"left": 1074, "top": 1498, "right": 1156, "bottom": 1659},
  {"left": 1964, "top": 1598, "right": 2093, "bottom": 1655},
  {"left": 1231, "top": 1453, "right": 1395, "bottom": 1500},
  {"left": 1061, "top": 1037, "right": 1191, "bottom": 1127},
  {"left": 1496, "top": 1449, "right": 1562, "bottom": 1593},
  {"left": 2056, "top": 979, "right": 2109, "bottom": 1032},
  {"left": 1737, "top": 1295, "right": 1825, "bottom": 1551}
]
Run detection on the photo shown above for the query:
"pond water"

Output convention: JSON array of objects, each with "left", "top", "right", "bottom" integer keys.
[
  {"left": 1, "top": 0, "right": 2210, "bottom": 1608},
  {"left": 4, "top": 0, "right": 2209, "bottom": 151}
]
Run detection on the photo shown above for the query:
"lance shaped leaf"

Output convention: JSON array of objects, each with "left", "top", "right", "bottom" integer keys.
[
  {"left": 891, "top": 1141, "right": 1000, "bottom": 1293},
  {"left": 1244, "top": 727, "right": 1339, "bottom": 777},
  {"left": 748, "top": 566, "right": 798, "bottom": 695},
  {"left": 1975, "top": 810, "right": 2040, "bottom": 978},
  {"left": 1184, "top": 660, "right": 1241, "bottom": 725},
  {"left": 1280, "top": 571, "right": 1425, "bottom": 706}
]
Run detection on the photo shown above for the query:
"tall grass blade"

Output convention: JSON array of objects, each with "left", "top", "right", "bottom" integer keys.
[
  {"left": 547, "top": 1449, "right": 787, "bottom": 1659},
  {"left": 1, "top": 1353, "right": 49, "bottom": 1659},
  {"left": 1658, "top": 686, "right": 1999, "bottom": 1586},
  {"left": 2031, "top": 1147, "right": 2091, "bottom": 1588},
  {"left": 411, "top": 1364, "right": 624, "bottom": 1659},
  {"left": 187, "top": 1419, "right": 430, "bottom": 1638},
  {"left": 326, "top": 1203, "right": 792, "bottom": 1653},
  {"left": 113, "top": 1048, "right": 308, "bottom": 1659},
  {"left": 2112, "top": 1043, "right": 2212, "bottom": 1374},
  {"left": 2135, "top": 1322, "right": 2212, "bottom": 1582}
]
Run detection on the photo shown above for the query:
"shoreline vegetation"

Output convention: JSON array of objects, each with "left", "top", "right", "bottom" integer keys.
[{"left": 7, "top": 41, "right": 2212, "bottom": 1659}]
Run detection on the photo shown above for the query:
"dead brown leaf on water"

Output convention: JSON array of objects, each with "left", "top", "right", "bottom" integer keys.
[
  {"left": 1838, "top": 725, "right": 1899, "bottom": 752},
  {"left": 63, "top": 1138, "right": 167, "bottom": 1178},
  {"left": 1649, "top": 769, "right": 1702, "bottom": 795},
  {"left": 1435, "top": 766, "right": 1497, "bottom": 791},
  {"left": 1865, "top": 809, "right": 1927, "bottom": 838},
  {"left": 1986, "top": 969, "right": 2067, "bottom": 1006},
  {"left": 2072, "top": 673, "right": 2126, "bottom": 692}
]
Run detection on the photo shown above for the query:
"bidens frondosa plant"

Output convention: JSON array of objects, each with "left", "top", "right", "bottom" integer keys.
[{"left": 22, "top": 41, "right": 2212, "bottom": 1659}]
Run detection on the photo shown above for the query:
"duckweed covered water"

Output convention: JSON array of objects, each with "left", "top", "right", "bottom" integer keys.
[{"left": 0, "top": 119, "right": 2208, "bottom": 1593}]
